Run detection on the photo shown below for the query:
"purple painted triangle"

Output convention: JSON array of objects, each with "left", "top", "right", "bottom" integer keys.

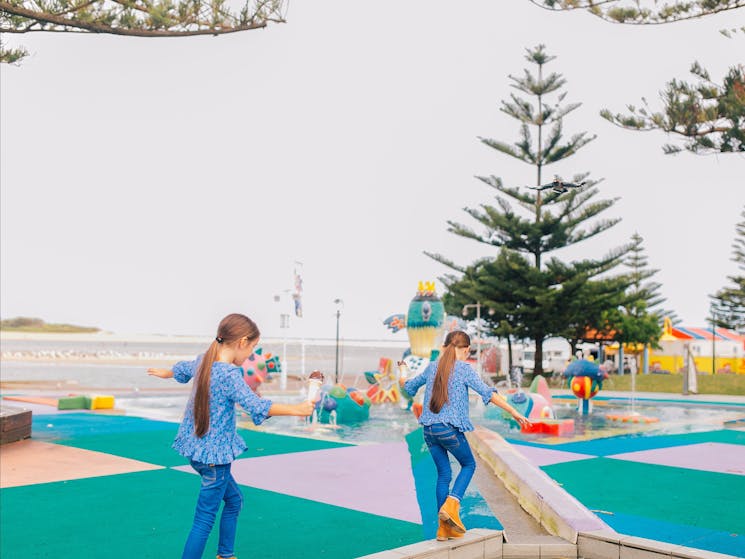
[
  {"left": 608, "top": 442, "right": 745, "bottom": 475},
  {"left": 174, "top": 442, "right": 422, "bottom": 524}
]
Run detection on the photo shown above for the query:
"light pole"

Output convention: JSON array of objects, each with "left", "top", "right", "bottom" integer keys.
[
  {"left": 274, "top": 291, "right": 291, "bottom": 391},
  {"left": 710, "top": 306, "right": 717, "bottom": 375},
  {"left": 334, "top": 299, "right": 343, "bottom": 384},
  {"left": 462, "top": 302, "right": 482, "bottom": 375}
]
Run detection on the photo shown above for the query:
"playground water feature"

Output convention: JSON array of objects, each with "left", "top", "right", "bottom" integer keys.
[{"left": 117, "top": 391, "right": 745, "bottom": 445}]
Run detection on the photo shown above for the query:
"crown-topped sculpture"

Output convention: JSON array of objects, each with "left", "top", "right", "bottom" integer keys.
[{"left": 416, "top": 281, "right": 437, "bottom": 297}]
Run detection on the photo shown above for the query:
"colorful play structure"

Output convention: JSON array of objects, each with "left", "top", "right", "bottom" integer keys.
[
  {"left": 365, "top": 358, "right": 404, "bottom": 404},
  {"left": 602, "top": 318, "right": 745, "bottom": 375},
  {"left": 486, "top": 376, "right": 575, "bottom": 436},
  {"left": 650, "top": 318, "right": 745, "bottom": 374},
  {"left": 241, "top": 346, "right": 282, "bottom": 393},
  {"left": 369, "top": 282, "right": 447, "bottom": 409},
  {"left": 312, "top": 384, "right": 372, "bottom": 425},
  {"left": 562, "top": 358, "right": 607, "bottom": 415}
]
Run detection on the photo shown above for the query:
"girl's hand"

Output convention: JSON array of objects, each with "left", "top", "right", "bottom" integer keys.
[
  {"left": 512, "top": 411, "right": 531, "bottom": 427},
  {"left": 295, "top": 401, "right": 315, "bottom": 416},
  {"left": 147, "top": 368, "right": 173, "bottom": 379}
]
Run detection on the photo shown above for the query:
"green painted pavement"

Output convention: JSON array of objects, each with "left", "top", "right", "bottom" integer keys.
[
  {"left": 55, "top": 427, "right": 353, "bottom": 467},
  {"left": 0, "top": 468, "right": 422, "bottom": 559},
  {"left": 541, "top": 457, "right": 745, "bottom": 535}
]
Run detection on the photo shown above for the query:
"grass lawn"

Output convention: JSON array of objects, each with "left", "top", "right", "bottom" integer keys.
[{"left": 601, "top": 372, "right": 745, "bottom": 396}]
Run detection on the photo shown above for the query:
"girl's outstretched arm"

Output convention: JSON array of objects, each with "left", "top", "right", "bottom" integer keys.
[
  {"left": 489, "top": 392, "right": 531, "bottom": 427},
  {"left": 268, "top": 401, "right": 314, "bottom": 417},
  {"left": 147, "top": 368, "right": 173, "bottom": 378}
]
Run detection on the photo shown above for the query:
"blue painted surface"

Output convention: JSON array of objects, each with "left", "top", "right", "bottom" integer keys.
[
  {"left": 507, "top": 428, "right": 745, "bottom": 456},
  {"left": 553, "top": 394, "right": 745, "bottom": 408},
  {"left": 405, "top": 428, "right": 502, "bottom": 539},
  {"left": 31, "top": 412, "right": 176, "bottom": 440},
  {"left": 596, "top": 510, "right": 745, "bottom": 557}
]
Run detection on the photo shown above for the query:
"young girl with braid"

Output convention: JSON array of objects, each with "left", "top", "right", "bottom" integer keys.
[
  {"left": 148, "top": 313, "right": 313, "bottom": 559},
  {"left": 401, "top": 330, "right": 530, "bottom": 541}
]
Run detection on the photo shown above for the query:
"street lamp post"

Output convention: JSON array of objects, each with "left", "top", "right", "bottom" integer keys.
[
  {"left": 710, "top": 307, "right": 717, "bottom": 375},
  {"left": 334, "top": 299, "right": 343, "bottom": 384},
  {"left": 462, "top": 302, "right": 482, "bottom": 376},
  {"left": 274, "top": 291, "right": 291, "bottom": 391}
]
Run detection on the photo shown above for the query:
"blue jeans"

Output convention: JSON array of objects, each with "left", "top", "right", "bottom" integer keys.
[
  {"left": 422, "top": 423, "right": 476, "bottom": 510},
  {"left": 182, "top": 460, "right": 243, "bottom": 559}
]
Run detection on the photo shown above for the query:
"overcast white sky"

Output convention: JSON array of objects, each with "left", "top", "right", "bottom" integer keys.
[{"left": 1, "top": 1, "right": 743, "bottom": 340}]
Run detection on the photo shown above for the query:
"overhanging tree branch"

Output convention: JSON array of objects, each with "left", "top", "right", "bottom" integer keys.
[
  {"left": 601, "top": 63, "right": 745, "bottom": 154},
  {"left": 0, "top": 0, "right": 285, "bottom": 61}
]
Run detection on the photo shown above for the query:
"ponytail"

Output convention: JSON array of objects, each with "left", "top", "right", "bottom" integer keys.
[
  {"left": 429, "top": 330, "right": 470, "bottom": 414},
  {"left": 193, "top": 313, "right": 260, "bottom": 438},
  {"left": 194, "top": 340, "right": 221, "bottom": 438}
]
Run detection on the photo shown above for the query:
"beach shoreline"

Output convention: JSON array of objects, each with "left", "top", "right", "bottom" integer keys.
[{"left": 0, "top": 330, "right": 410, "bottom": 348}]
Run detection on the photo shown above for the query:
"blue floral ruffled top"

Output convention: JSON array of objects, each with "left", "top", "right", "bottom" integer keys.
[
  {"left": 172, "top": 358, "right": 273, "bottom": 464},
  {"left": 402, "top": 359, "right": 496, "bottom": 432}
]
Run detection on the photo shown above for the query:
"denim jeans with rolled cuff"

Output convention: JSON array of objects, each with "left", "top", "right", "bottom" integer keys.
[
  {"left": 422, "top": 423, "right": 476, "bottom": 510},
  {"left": 182, "top": 460, "right": 243, "bottom": 559}
]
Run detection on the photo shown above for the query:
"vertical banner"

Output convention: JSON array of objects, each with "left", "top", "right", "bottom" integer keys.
[
  {"left": 293, "top": 263, "right": 303, "bottom": 318},
  {"left": 293, "top": 261, "right": 306, "bottom": 377}
]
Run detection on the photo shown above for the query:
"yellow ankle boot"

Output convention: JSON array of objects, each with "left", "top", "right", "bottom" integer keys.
[
  {"left": 436, "top": 518, "right": 466, "bottom": 541},
  {"left": 436, "top": 519, "right": 449, "bottom": 541},
  {"left": 438, "top": 496, "right": 466, "bottom": 533}
]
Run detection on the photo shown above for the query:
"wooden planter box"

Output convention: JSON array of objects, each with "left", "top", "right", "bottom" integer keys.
[{"left": 0, "top": 405, "right": 32, "bottom": 445}]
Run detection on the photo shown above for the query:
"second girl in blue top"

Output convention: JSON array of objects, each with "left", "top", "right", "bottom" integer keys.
[{"left": 402, "top": 330, "right": 530, "bottom": 541}]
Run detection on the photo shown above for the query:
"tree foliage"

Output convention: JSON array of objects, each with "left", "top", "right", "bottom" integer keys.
[
  {"left": 711, "top": 208, "right": 745, "bottom": 331},
  {"left": 601, "top": 63, "right": 745, "bottom": 154},
  {"left": 624, "top": 232, "right": 679, "bottom": 323},
  {"left": 0, "top": 0, "right": 284, "bottom": 63},
  {"left": 430, "top": 45, "right": 631, "bottom": 374},
  {"left": 528, "top": 0, "right": 745, "bottom": 24},
  {"left": 529, "top": 1, "right": 745, "bottom": 154}
]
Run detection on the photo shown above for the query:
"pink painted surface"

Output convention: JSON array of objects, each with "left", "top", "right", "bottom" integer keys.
[
  {"left": 512, "top": 443, "right": 595, "bottom": 467},
  {"left": 174, "top": 442, "right": 422, "bottom": 524},
  {"left": 608, "top": 442, "right": 745, "bottom": 475},
  {"left": 0, "top": 440, "right": 163, "bottom": 488}
]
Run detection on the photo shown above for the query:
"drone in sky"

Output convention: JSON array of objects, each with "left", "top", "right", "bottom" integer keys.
[{"left": 528, "top": 177, "right": 586, "bottom": 194}]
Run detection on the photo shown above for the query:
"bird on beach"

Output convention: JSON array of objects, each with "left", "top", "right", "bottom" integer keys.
[{"left": 528, "top": 176, "right": 586, "bottom": 193}]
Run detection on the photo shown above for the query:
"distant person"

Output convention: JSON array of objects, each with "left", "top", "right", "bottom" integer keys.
[
  {"left": 603, "top": 357, "right": 616, "bottom": 374},
  {"left": 147, "top": 313, "right": 313, "bottom": 559},
  {"left": 629, "top": 357, "right": 638, "bottom": 375},
  {"left": 401, "top": 330, "right": 530, "bottom": 542}
]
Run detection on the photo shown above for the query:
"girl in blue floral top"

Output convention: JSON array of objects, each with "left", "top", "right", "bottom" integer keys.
[
  {"left": 148, "top": 313, "right": 313, "bottom": 559},
  {"left": 402, "top": 330, "right": 530, "bottom": 542}
]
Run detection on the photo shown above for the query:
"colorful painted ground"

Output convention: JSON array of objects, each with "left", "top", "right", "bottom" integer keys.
[
  {"left": 0, "top": 401, "right": 500, "bottom": 559},
  {"left": 506, "top": 428, "right": 745, "bottom": 557}
]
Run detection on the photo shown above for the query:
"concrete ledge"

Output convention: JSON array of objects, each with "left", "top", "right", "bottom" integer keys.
[
  {"left": 355, "top": 529, "right": 503, "bottom": 559},
  {"left": 578, "top": 531, "right": 742, "bottom": 559},
  {"left": 357, "top": 528, "right": 740, "bottom": 559},
  {"left": 466, "top": 426, "right": 613, "bottom": 543}
]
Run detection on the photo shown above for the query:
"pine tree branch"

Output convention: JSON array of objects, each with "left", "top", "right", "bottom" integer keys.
[
  {"left": 527, "top": 0, "right": 745, "bottom": 25},
  {"left": 0, "top": 0, "right": 284, "bottom": 47}
]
